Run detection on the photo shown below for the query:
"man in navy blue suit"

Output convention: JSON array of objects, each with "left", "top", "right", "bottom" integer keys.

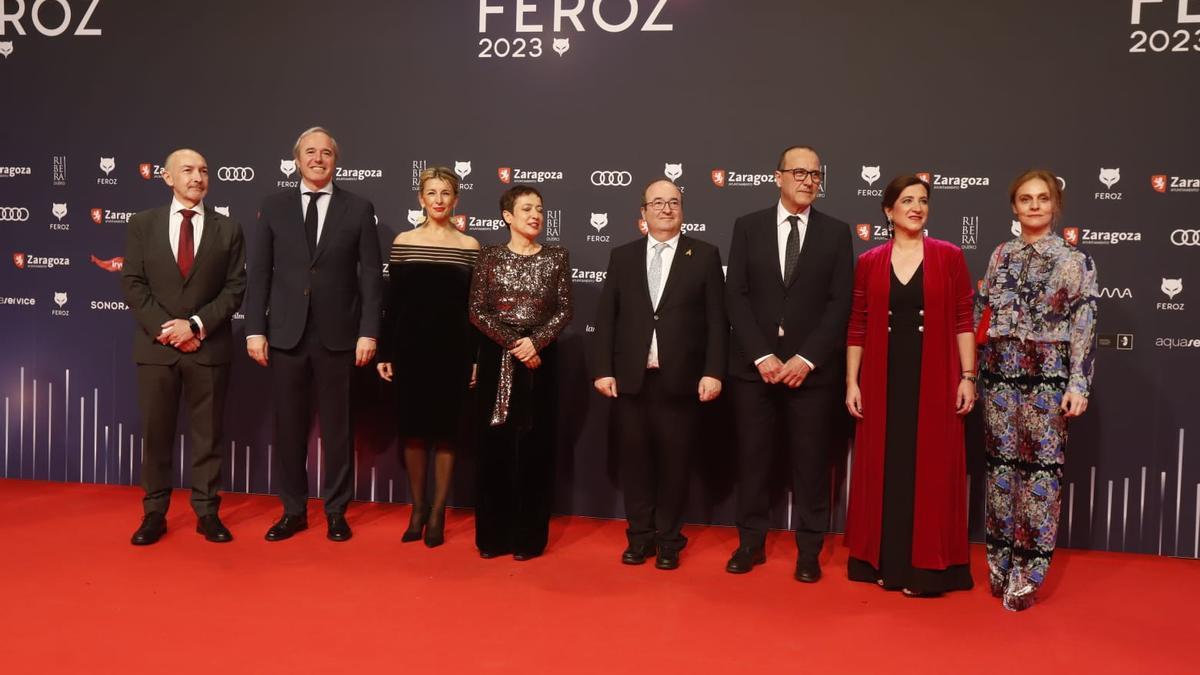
[{"left": 244, "top": 127, "right": 383, "bottom": 542}]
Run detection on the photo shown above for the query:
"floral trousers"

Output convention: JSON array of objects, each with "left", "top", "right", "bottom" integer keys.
[{"left": 981, "top": 338, "right": 1070, "bottom": 610}]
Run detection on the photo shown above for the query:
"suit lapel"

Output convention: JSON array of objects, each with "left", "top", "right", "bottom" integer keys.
[
  {"left": 155, "top": 207, "right": 176, "bottom": 270},
  {"left": 656, "top": 235, "right": 689, "bottom": 308},
  {"left": 785, "top": 209, "right": 818, "bottom": 289},
  {"left": 185, "top": 207, "right": 218, "bottom": 283},
  {"left": 633, "top": 240, "right": 654, "bottom": 312},
  {"left": 313, "top": 186, "right": 346, "bottom": 264}
]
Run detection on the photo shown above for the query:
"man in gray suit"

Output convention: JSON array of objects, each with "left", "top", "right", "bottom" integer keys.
[{"left": 121, "top": 148, "right": 246, "bottom": 545}]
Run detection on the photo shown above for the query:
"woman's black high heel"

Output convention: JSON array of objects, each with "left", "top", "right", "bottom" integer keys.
[
  {"left": 402, "top": 503, "right": 429, "bottom": 543},
  {"left": 424, "top": 506, "right": 446, "bottom": 548}
]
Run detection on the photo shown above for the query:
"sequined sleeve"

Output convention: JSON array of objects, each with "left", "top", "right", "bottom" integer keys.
[
  {"left": 468, "top": 246, "right": 522, "bottom": 348},
  {"left": 1067, "top": 254, "right": 1099, "bottom": 396},
  {"left": 529, "top": 247, "right": 573, "bottom": 352}
]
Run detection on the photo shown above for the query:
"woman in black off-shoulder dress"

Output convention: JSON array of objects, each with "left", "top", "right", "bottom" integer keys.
[{"left": 377, "top": 166, "right": 479, "bottom": 547}]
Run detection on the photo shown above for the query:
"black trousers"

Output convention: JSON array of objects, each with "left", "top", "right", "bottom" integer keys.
[
  {"left": 474, "top": 339, "right": 557, "bottom": 556},
  {"left": 729, "top": 377, "right": 838, "bottom": 557},
  {"left": 613, "top": 370, "right": 699, "bottom": 552},
  {"left": 270, "top": 322, "right": 355, "bottom": 516},
  {"left": 137, "top": 359, "right": 229, "bottom": 516}
]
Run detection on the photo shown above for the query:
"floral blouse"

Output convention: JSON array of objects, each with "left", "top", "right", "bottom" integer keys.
[{"left": 976, "top": 233, "right": 1098, "bottom": 395}]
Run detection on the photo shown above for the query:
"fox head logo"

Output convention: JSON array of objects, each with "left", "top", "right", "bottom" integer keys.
[
  {"left": 451, "top": 214, "right": 467, "bottom": 232},
  {"left": 1151, "top": 174, "right": 1168, "bottom": 193},
  {"left": 711, "top": 169, "right": 726, "bottom": 187},
  {"left": 860, "top": 166, "right": 881, "bottom": 186},
  {"left": 1161, "top": 278, "right": 1183, "bottom": 300},
  {"left": 589, "top": 213, "right": 608, "bottom": 231},
  {"left": 552, "top": 38, "right": 570, "bottom": 56},
  {"left": 855, "top": 224, "right": 871, "bottom": 241},
  {"left": 454, "top": 161, "right": 472, "bottom": 179},
  {"left": 98, "top": 157, "right": 115, "bottom": 175},
  {"left": 51, "top": 203, "right": 68, "bottom": 220},
  {"left": 0, "top": 42, "right": 13, "bottom": 59},
  {"left": 139, "top": 163, "right": 153, "bottom": 180},
  {"left": 1098, "top": 168, "right": 1120, "bottom": 189},
  {"left": 280, "top": 160, "right": 296, "bottom": 178},
  {"left": 664, "top": 163, "right": 682, "bottom": 181},
  {"left": 407, "top": 209, "right": 425, "bottom": 227},
  {"left": 498, "top": 167, "right": 512, "bottom": 184},
  {"left": 1062, "top": 227, "right": 1080, "bottom": 245},
  {"left": 54, "top": 292, "right": 67, "bottom": 308}
]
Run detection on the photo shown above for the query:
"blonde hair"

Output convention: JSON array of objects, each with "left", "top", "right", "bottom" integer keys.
[{"left": 418, "top": 166, "right": 459, "bottom": 195}]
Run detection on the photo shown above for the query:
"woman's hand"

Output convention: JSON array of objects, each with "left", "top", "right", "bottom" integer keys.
[
  {"left": 470, "top": 364, "right": 478, "bottom": 389},
  {"left": 955, "top": 379, "right": 976, "bottom": 415},
  {"left": 523, "top": 354, "right": 542, "bottom": 370},
  {"left": 377, "top": 362, "right": 393, "bottom": 382},
  {"left": 845, "top": 382, "right": 864, "bottom": 419},
  {"left": 1061, "top": 391, "right": 1088, "bottom": 417},
  {"left": 509, "top": 337, "right": 537, "bottom": 362}
]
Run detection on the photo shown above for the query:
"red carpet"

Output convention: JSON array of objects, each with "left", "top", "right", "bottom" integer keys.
[{"left": 0, "top": 480, "right": 1193, "bottom": 674}]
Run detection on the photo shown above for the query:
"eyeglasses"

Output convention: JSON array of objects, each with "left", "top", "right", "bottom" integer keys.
[
  {"left": 779, "top": 168, "right": 823, "bottom": 183},
  {"left": 643, "top": 198, "right": 681, "bottom": 212}
]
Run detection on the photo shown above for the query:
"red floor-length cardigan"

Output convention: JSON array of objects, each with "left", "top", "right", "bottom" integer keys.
[{"left": 844, "top": 236, "right": 974, "bottom": 570}]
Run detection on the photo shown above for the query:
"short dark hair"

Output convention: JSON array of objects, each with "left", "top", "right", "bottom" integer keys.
[
  {"left": 499, "top": 184, "right": 542, "bottom": 217},
  {"left": 881, "top": 174, "right": 930, "bottom": 214},
  {"left": 641, "top": 177, "right": 680, "bottom": 205},
  {"left": 776, "top": 145, "right": 819, "bottom": 170}
]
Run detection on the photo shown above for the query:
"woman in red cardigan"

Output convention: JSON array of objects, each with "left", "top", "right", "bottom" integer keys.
[{"left": 844, "top": 174, "right": 977, "bottom": 596}]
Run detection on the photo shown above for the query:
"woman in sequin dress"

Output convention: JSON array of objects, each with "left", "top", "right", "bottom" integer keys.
[
  {"left": 844, "top": 175, "right": 976, "bottom": 596},
  {"left": 377, "top": 167, "right": 479, "bottom": 547},
  {"left": 977, "top": 169, "right": 1098, "bottom": 611},
  {"left": 468, "top": 185, "right": 573, "bottom": 560}
]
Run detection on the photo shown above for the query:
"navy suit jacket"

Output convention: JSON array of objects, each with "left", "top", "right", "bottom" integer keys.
[
  {"left": 724, "top": 206, "right": 854, "bottom": 386},
  {"left": 244, "top": 185, "right": 383, "bottom": 351},
  {"left": 590, "top": 234, "right": 727, "bottom": 397}
]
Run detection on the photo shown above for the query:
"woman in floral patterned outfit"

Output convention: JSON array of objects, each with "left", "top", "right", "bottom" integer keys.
[{"left": 976, "top": 169, "right": 1098, "bottom": 611}]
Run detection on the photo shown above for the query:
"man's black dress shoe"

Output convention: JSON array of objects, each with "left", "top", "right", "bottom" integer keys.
[
  {"left": 131, "top": 512, "right": 167, "bottom": 546},
  {"left": 655, "top": 549, "right": 680, "bottom": 570},
  {"left": 196, "top": 514, "right": 233, "bottom": 543},
  {"left": 621, "top": 544, "right": 656, "bottom": 565},
  {"left": 264, "top": 514, "right": 308, "bottom": 541},
  {"left": 512, "top": 551, "right": 541, "bottom": 561},
  {"left": 725, "top": 546, "right": 766, "bottom": 574},
  {"left": 794, "top": 557, "right": 822, "bottom": 583},
  {"left": 327, "top": 514, "right": 352, "bottom": 542},
  {"left": 479, "top": 549, "right": 511, "bottom": 559}
]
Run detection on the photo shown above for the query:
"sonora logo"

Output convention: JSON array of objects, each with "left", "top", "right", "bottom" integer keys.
[
  {"left": 0, "top": 207, "right": 31, "bottom": 221},
  {"left": 217, "top": 167, "right": 255, "bottom": 181},
  {"left": 590, "top": 170, "right": 633, "bottom": 187}
]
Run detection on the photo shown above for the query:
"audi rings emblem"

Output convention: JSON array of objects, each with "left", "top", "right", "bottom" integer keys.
[
  {"left": 590, "top": 170, "right": 633, "bottom": 187},
  {"left": 1171, "top": 229, "right": 1200, "bottom": 246},
  {"left": 0, "top": 207, "right": 31, "bottom": 222},
  {"left": 217, "top": 167, "right": 256, "bottom": 181}
]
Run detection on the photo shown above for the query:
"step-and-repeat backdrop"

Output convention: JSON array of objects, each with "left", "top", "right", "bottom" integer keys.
[{"left": 1, "top": 1, "right": 1197, "bottom": 557}]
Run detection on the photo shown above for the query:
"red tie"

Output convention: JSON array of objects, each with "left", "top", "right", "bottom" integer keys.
[{"left": 178, "top": 209, "right": 196, "bottom": 278}]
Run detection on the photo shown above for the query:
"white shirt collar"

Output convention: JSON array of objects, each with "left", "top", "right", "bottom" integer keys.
[
  {"left": 776, "top": 201, "right": 811, "bottom": 227},
  {"left": 170, "top": 196, "right": 204, "bottom": 216},
  {"left": 300, "top": 179, "right": 334, "bottom": 196},
  {"left": 647, "top": 231, "right": 681, "bottom": 250}
]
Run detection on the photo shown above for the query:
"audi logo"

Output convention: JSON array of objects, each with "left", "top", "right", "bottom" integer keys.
[
  {"left": 590, "top": 170, "right": 632, "bottom": 187},
  {"left": 0, "top": 207, "right": 31, "bottom": 222},
  {"left": 217, "top": 167, "right": 256, "bottom": 181},
  {"left": 1171, "top": 229, "right": 1200, "bottom": 246}
]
